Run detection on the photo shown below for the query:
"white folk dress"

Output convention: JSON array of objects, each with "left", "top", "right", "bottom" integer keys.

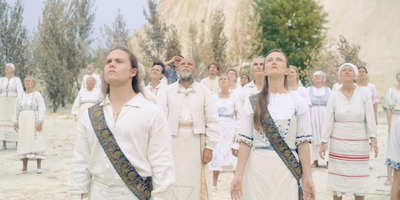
[
  {"left": 0, "top": 77, "right": 23, "bottom": 142},
  {"left": 307, "top": 86, "right": 331, "bottom": 162},
  {"left": 385, "top": 87, "right": 400, "bottom": 170},
  {"left": 322, "top": 87, "right": 376, "bottom": 197},
  {"left": 200, "top": 76, "right": 220, "bottom": 94},
  {"left": 210, "top": 93, "right": 238, "bottom": 171},
  {"left": 237, "top": 92, "right": 312, "bottom": 200},
  {"left": 14, "top": 91, "right": 46, "bottom": 160},
  {"left": 71, "top": 88, "right": 103, "bottom": 121}
]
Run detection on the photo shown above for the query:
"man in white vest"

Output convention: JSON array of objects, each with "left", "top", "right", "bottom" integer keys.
[
  {"left": 162, "top": 58, "right": 220, "bottom": 200},
  {"left": 200, "top": 63, "right": 220, "bottom": 94}
]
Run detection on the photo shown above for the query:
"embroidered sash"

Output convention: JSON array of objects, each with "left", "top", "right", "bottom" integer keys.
[
  {"left": 88, "top": 103, "right": 152, "bottom": 200},
  {"left": 250, "top": 95, "right": 303, "bottom": 200}
]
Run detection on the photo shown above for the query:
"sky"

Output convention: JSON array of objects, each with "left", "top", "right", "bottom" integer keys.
[{"left": 5, "top": 0, "right": 148, "bottom": 47}]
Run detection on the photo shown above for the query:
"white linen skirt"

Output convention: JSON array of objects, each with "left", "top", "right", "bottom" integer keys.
[
  {"left": 327, "top": 122, "right": 371, "bottom": 197},
  {"left": 242, "top": 148, "right": 299, "bottom": 200},
  {"left": 17, "top": 110, "right": 46, "bottom": 160},
  {"left": 0, "top": 96, "right": 18, "bottom": 142}
]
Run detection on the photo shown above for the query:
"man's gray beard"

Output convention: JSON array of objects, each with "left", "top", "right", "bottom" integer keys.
[{"left": 179, "top": 71, "right": 194, "bottom": 82}]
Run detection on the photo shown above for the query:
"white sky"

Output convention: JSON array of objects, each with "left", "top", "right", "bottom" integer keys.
[{"left": 5, "top": 0, "right": 148, "bottom": 47}]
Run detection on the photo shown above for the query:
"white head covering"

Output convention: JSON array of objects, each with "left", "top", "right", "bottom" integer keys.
[
  {"left": 338, "top": 63, "right": 358, "bottom": 79},
  {"left": 5, "top": 63, "right": 15, "bottom": 72},
  {"left": 313, "top": 70, "right": 326, "bottom": 82}
]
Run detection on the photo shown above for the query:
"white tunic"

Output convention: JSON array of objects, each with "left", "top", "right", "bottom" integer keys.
[
  {"left": 71, "top": 88, "right": 103, "bottom": 120},
  {"left": 145, "top": 82, "right": 167, "bottom": 106},
  {"left": 200, "top": 76, "right": 220, "bottom": 94},
  {"left": 322, "top": 87, "right": 376, "bottom": 197},
  {"left": 14, "top": 92, "right": 46, "bottom": 159},
  {"left": 237, "top": 92, "right": 312, "bottom": 199},
  {"left": 69, "top": 93, "right": 175, "bottom": 200},
  {"left": 80, "top": 73, "right": 102, "bottom": 91},
  {"left": 385, "top": 87, "right": 400, "bottom": 170},
  {"left": 0, "top": 77, "right": 23, "bottom": 141},
  {"left": 162, "top": 81, "right": 220, "bottom": 200}
]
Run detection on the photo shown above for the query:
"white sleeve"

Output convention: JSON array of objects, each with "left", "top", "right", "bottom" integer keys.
[
  {"left": 322, "top": 92, "right": 336, "bottom": 143},
  {"left": 71, "top": 92, "right": 81, "bottom": 115},
  {"left": 204, "top": 88, "right": 221, "bottom": 150},
  {"left": 147, "top": 109, "right": 175, "bottom": 198},
  {"left": 295, "top": 97, "right": 312, "bottom": 145},
  {"left": 13, "top": 96, "right": 21, "bottom": 125},
  {"left": 68, "top": 113, "right": 92, "bottom": 197},
  {"left": 236, "top": 98, "right": 254, "bottom": 146},
  {"left": 16, "top": 77, "right": 24, "bottom": 97},
  {"left": 36, "top": 92, "right": 46, "bottom": 123},
  {"left": 363, "top": 89, "right": 377, "bottom": 137}
]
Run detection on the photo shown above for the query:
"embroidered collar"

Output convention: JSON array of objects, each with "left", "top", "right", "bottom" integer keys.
[{"left": 177, "top": 82, "right": 196, "bottom": 96}]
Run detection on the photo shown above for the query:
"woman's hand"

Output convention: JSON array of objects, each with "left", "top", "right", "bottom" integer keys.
[
  {"left": 302, "top": 176, "right": 316, "bottom": 200},
  {"left": 319, "top": 142, "right": 327, "bottom": 160},
  {"left": 232, "top": 149, "right": 238, "bottom": 157},
  {"left": 37, "top": 123, "right": 43, "bottom": 132},
  {"left": 14, "top": 125, "right": 19, "bottom": 133},
  {"left": 371, "top": 137, "right": 378, "bottom": 158},
  {"left": 230, "top": 175, "right": 243, "bottom": 200}
]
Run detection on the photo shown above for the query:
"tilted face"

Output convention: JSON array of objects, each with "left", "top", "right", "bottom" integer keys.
[
  {"left": 86, "top": 77, "right": 95, "bottom": 90},
  {"left": 104, "top": 49, "right": 137, "bottom": 85},
  {"left": 358, "top": 68, "right": 367, "bottom": 79},
  {"left": 241, "top": 75, "right": 249, "bottom": 85},
  {"left": 151, "top": 65, "right": 164, "bottom": 80},
  {"left": 313, "top": 74, "right": 324, "bottom": 84},
  {"left": 174, "top": 56, "right": 183, "bottom": 69},
  {"left": 264, "top": 52, "right": 289, "bottom": 77},
  {"left": 24, "top": 77, "right": 35, "bottom": 89},
  {"left": 251, "top": 58, "right": 265, "bottom": 76},
  {"left": 179, "top": 58, "right": 196, "bottom": 81},
  {"left": 208, "top": 64, "right": 218, "bottom": 76},
  {"left": 340, "top": 65, "right": 356, "bottom": 81},
  {"left": 218, "top": 75, "right": 230, "bottom": 88},
  {"left": 227, "top": 71, "right": 237, "bottom": 81},
  {"left": 5, "top": 65, "right": 14, "bottom": 74}
]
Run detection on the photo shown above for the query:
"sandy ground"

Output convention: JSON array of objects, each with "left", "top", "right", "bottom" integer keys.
[{"left": 0, "top": 106, "right": 393, "bottom": 200}]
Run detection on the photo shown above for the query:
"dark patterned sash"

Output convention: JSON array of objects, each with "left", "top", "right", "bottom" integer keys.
[
  {"left": 88, "top": 103, "right": 152, "bottom": 200},
  {"left": 249, "top": 95, "right": 303, "bottom": 200}
]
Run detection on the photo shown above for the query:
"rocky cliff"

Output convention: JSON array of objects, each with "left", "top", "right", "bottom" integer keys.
[{"left": 131, "top": 0, "right": 400, "bottom": 98}]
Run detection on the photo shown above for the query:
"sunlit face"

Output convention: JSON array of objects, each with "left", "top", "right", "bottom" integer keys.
[
  {"left": 251, "top": 58, "right": 265, "bottom": 76},
  {"left": 313, "top": 74, "right": 324, "bottom": 84},
  {"left": 5, "top": 65, "right": 13, "bottom": 75},
  {"left": 358, "top": 68, "right": 367, "bottom": 79},
  {"left": 340, "top": 65, "right": 356, "bottom": 81},
  {"left": 151, "top": 65, "right": 164, "bottom": 80},
  {"left": 208, "top": 64, "right": 218, "bottom": 76},
  {"left": 174, "top": 56, "right": 183, "bottom": 69},
  {"left": 264, "top": 52, "right": 289, "bottom": 77},
  {"left": 104, "top": 49, "right": 137, "bottom": 86},
  {"left": 227, "top": 70, "right": 237, "bottom": 82},
  {"left": 179, "top": 58, "right": 197, "bottom": 81},
  {"left": 240, "top": 75, "right": 249, "bottom": 86},
  {"left": 86, "top": 77, "right": 95, "bottom": 90},
  {"left": 24, "top": 77, "right": 35, "bottom": 89},
  {"left": 218, "top": 75, "right": 230, "bottom": 88}
]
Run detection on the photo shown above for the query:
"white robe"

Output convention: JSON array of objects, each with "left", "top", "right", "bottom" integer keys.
[
  {"left": 0, "top": 77, "right": 23, "bottom": 142},
  {"left": 71, "top": 88, "right": 103, "bottom": 121},
  {"left": 322, "top": 87, "right": 376, "bottom": 197},
  {"left": 200, "top": 76, "right": 220, "bottom": 94},
  {"left": 162, "top": 81, "right": 220, "bottom": 200},
  {"left": 69, "top": 93, "right": 175, "bottom": 200},
  {"left": 14, "top": 91, "right": 46, "bottom": 159}
]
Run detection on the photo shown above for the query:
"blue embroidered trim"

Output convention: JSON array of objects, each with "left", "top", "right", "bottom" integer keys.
[
  {"left": 237, "top": 134, "right": 253, "bottom": 146},
  {"left": 386, "top": 158, "right": 400, "bottom": 170}
]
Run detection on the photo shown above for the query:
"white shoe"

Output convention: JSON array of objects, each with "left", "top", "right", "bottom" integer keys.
[
  {"left": 18, "top": 170, "right": 28, "bottom": 175},
  {"left": 212, "top": 186, "right": 217, "bottom": 191},
  {"left": 0, "top": 146, "right": 5, "bottom": 150},
  {"left": 37, "top": 169, "right": 42, "bottom": 174}
]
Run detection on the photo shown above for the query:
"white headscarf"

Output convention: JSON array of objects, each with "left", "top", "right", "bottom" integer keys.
[
  {"left": 338, "top": 63, "right": 358, "bottom": 79},
  {"left": 313, "top": 70, "right": 326, "bottom": 83},
  {"left": 5, "top": 63, "right": 15, "bottom": 72}
]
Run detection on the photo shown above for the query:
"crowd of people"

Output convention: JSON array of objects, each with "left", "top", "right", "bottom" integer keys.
[{"left": 0, "top": 47, "right": 399, "bottom": 199}]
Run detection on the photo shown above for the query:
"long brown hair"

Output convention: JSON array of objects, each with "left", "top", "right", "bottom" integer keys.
[{"left": 253, "top": 49, "right": 289, "bottom": 131}]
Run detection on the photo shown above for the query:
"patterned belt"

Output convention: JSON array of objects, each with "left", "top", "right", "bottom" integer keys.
[{"left": 178, "top": 123, "right": 193, "bottom": 127}]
